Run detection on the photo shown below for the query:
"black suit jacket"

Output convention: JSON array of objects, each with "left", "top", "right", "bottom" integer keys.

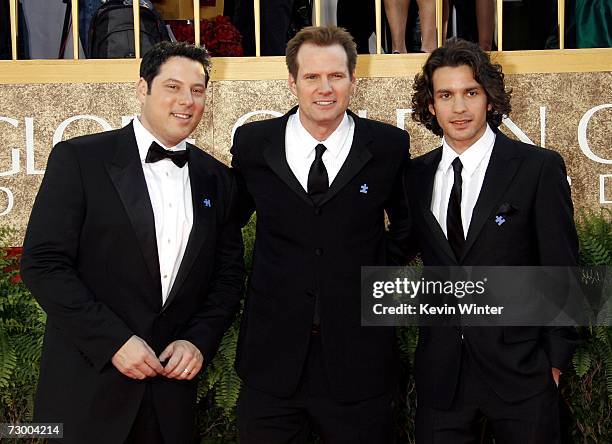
[
  {"left": 20, "top": 123, "right": 244, "bottom": 444},
  {"left": 408, "top": 130, "right": 580, "bottom": 409},
  {"left": 231, "top": 107, "right": 411, "bottom": 402}
]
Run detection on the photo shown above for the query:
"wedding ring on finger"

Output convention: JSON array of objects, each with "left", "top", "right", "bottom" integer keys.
[{"left": 183, "top": 368, "right": 191, "bottom": 375}]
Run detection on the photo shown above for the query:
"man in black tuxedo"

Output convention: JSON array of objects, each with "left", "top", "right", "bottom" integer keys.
[
  {"left": 20, "top": 42, "right": 244, "bottom": 444},
  {"left": 409, "top": 38, "right": 579, "bottom": 443},
  {"left": 231, "top": 26, "right": 411, "bottom": 443}
]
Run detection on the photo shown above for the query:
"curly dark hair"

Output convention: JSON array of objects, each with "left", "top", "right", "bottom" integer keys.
[
  {"left": 140, "top": 41, "right": 211, "bottom": 92},
  {"left": 411, "top": 38, "right": 511, "bottom": 136}
]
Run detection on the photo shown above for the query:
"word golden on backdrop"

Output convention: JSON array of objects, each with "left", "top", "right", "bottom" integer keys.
[
  {"left": 1, "top": 106, "right": 611, "bottom": 215},
  {"left": 0, "top": 76, "right": 611, "bottom": 243}
]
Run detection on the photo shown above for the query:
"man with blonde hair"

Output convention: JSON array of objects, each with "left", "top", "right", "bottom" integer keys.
[{"left": 232, "top": 26, "right": 411, "bottom": 443}]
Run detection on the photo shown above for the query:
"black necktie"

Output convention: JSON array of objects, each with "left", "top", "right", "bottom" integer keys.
[
  {"left": 447, "top": 157, "right": 465, "bottom": 260},
  {"left": 145, "top": 141, "right": 189, "bottom": 168},
  {"left": 307, "top": 144, "right": 329, "bottom": 204}
]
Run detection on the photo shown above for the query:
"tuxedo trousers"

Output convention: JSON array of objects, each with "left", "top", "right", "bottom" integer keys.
[
  {"left": 237, "top": 332, "right": 395, "bottom": 444},
  {"left": 416, "top": 343, "right": 560, "bottom": 444},
  {"left": 124, "top": 384, "right": 164, "bottom": 444},
  {"left": 47, "top": 384, "right": 164, "bottom": 444}
]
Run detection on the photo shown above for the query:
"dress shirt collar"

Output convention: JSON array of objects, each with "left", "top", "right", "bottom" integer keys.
[
  {"left": 290, "top": 108, "right": 352, "bottom": 159},
  {"left": 439, "top": 124, "right": 496, "bottom": 176},
  {"left": 133, "top": 116, "right": 187, "bottom": 163}
]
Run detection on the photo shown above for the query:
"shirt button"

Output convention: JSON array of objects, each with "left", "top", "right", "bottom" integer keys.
[
  {"left": 315, "top": 248, "right": 323, "bottom": 256},
  {"left": 314, "top": 208, "right": 321, "bottom": 216},
  {"left": 166, "top": 172, "right": 169, "bottom": 177},
  {"left": 169, "top": 203, "right": 172, "bottom": 208},
  {"left": 163, "top": 274, "right": 168, "bottom": 279},
  {"left": 167, "top": 239, "right": 171, "bottom": 244}
]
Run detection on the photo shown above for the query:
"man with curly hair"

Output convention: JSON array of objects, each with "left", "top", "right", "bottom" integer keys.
[{"left": 409, "top": 38, "right": 579, "bottom": 443}]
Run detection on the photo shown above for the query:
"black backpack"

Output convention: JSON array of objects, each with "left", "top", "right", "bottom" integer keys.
[{"left": 88, "top": 0, "right": 171, "bottom": 59}]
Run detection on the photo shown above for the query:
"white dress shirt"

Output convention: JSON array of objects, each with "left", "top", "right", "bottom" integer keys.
[
  {"left": 133, "top": 117, "right": 193, "bottom": 303},
  {"left": 285, "top": 109, "right": 355, "bottom": 191},
  {"left": 431, "top": 124, "right": 496, "bottom": 239}
]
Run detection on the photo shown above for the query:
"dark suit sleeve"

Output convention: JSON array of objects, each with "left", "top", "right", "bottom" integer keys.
[
  {"left": 230, "top": 125, "right": 256, "bottom": 227},
  {"left": 534, "top": 151, "right": 580, "bottom": 370},
  {"left": 20, "top": 141, "right": 133, "bottom": 371},
  {"left": 179, "top": 172, "right": 245, "bottom": 364},
  {"left": 385, "top": 130, "right": 412, "bottom": 265}
]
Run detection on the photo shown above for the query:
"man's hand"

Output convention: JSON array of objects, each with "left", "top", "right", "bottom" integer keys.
[
  {"left": 552, "top": 367, "right": 561, "bottom": 387},
  {"left": 111, "top": 335, "right": 164, "bottom": 379},
  {"left": 159, "top": 340, "right": 203, "bottom": 380}
]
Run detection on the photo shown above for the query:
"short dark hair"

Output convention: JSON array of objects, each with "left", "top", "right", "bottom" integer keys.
[
  {"left": 286, "top": 26, "right": 357, "bottom": 80},
  {"left": 412, "top": 38, "right": 512, "bottom": 136},
  {"left": 139, "top": 41, "right": 212, "bottom": 92}
]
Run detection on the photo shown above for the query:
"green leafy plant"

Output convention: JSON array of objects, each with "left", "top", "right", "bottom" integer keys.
[
  {"left": 577, "top": 209, "right": 612, "bottom": 267},
  {"left": 195, "top": 215, "right": 256, "bottom": 442},
  {"left": 395, "top": 326, "right": 418, "bottom": 443},
  {"left": 562, "top": 209, "right": 612, "bottom": 442},
  {"left": 0, "top": 228, "right": 45, "bottom": 426},
  {"left": 570, "top": 209, "right": 612, "bottom": 397}
]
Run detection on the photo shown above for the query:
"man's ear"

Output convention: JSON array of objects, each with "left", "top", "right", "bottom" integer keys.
[
  {"left": 136, "top": 78, "right": 148, "bottom": 104},
  {"left": 350, "top": 71, "right": 356, "bottom": 94},
  {"left": 288, "top": 74, "right": 297, "bottom": 97},
  {"left": 428, "top": 103, "right": 436, "bottom": 116},
  {"left": 487, "top": 103, "right": 492, "bottom": 112}
]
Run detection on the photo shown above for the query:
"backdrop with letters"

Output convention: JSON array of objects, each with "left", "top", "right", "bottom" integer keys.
[{"left": 1, "top": 72, "right": 611, "bottom": 244}]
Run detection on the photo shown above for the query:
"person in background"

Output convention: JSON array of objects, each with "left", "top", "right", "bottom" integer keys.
[
  {"left": 79, "top": 0, "right": 100, "bottom": 52},
  {"left": 453, "top": 0, "right": 495, "bottom": 50},
  {"left": 384, "top": 0, "right": 448, "bottom": 53},
  {"left": 475, "top": 0, "right": 494, "bottom": 50},
  {"left": 575, "top": 0, "right": 612, "bottom": 48},
  {"left": 233, "top": 0, "right": 297, "bottom": 55},
  {"left": 336, "top": 0, "right": 376, "bottom": 53}
]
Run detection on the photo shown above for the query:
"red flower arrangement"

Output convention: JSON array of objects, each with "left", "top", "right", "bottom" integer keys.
[
  {"left": 2, "top": 246, "right": 23, "bottom": 284},
  {"left": 168, "top": 16, "right": 244, "bottom": 57}
]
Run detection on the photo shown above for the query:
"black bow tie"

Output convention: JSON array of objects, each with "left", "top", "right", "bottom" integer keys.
[{"left": 145, "top": 141, "right": 189, "bottom": 168}]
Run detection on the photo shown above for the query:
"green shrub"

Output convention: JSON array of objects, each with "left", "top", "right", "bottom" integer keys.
[
  {"left": 0, "top": 229, "right": 45, "bottom": 427},
  {"left": 194, "top": 214, "right": 256, "bottom": 442},
  {"left": 562, "top": 209, "right": 612, "bottom": 443}
]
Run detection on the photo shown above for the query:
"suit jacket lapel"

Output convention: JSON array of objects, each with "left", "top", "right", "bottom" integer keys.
[
  {"left": 106, "top": 123, "right": 161, "bottom": 289},
  {"left": 461, "top": 132, "right": 523, "bottom": 261},
  {"left": 318, "top": 110, "right": 372, "bottom": 207},
  {"left": 417, "top": 148, "right": 457, "bottom": 263},
  {"left": 262, "top": 107, "right": 374, "bottom": 207},
  {"left": 163, "top": 146, "right": 213, "bottom": 310},
  {"left": 262, "top": 107, "right": 313, "bottom": 206}
]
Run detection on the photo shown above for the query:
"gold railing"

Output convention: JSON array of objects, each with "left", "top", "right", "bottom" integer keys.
[
  {"left": 4, "top": 0, "right": 583, "bottom": 59},
  {"left": 2, "top": 0, "right": 609, "bottom": 83}
]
